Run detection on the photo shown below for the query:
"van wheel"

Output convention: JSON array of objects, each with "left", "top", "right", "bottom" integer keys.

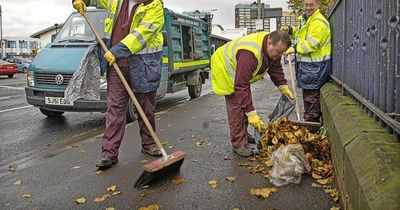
[
  {"left": 188, "top": 75, "right": 202, "bottom": 99},
  {"left": 7, "top": 74, "right": 14, "bottom": 78},
  {"left": 126, "top": 99, "right": 137, "bottom": 123},
  {"left": 39, "top": 108, "right": 64, "bottom": 117},
  {"left": 23, "top": 67, "right": 28, "bottom": 73}
]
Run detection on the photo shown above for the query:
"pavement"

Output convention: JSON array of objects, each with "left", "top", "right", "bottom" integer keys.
[{"left": 0, "top": 67, "right": 337, "bottom": 210}]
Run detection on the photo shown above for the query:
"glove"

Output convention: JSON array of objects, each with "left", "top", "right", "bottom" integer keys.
[
  {"left": 280, "top": 25, "right": 293, "bottom": 35},
  {"left": 284, "top": 47, "right": 295, "bottom": 55},
  {"left": 104, "top": 51, "right": 116, "bottom": 66},
  {"left": 279, "top": 85, "right": 294, "bottom": 99},
  {"left": 72, "top": 0, "right": 87, "bottom": 15},
  {"left": 247, "top": 111, "right": 264, "bottom": 133}
]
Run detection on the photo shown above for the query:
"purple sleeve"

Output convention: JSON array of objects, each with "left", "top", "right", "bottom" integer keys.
[
  {"left": 235, "top": 50, "right": 258, "bottom": 113},
  {"left": 267, "top": 57, "right": 288, "bottom": 87}
]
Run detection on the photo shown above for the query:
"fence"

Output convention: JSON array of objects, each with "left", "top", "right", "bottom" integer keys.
[{"left": 329, "top": 0, "right": 400, "bottom": 137}]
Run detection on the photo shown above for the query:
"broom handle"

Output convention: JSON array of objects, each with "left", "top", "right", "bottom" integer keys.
[
  {"left": 83, "top": 13, "right": 168, "bottom": 159},
  {"left": 287, "top": 54, "right": 301, "bottom": 121}
]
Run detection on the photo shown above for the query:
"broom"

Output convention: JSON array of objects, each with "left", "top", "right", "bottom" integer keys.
[{"left": 83, "top": 13, "right": 185, "bottom": 188}]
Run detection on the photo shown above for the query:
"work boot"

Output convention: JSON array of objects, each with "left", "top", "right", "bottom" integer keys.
[
  {"left": 232, "top": 144, "right": 254, "bottom": 157},
  {"left": 95, "top": 156, "right": 118, "bottom": 169},
  {"left": 141, "top": 145, "right": 162, "bottom": 156}
]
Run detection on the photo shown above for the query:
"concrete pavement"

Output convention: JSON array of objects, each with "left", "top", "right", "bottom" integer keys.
[{"left": 0, "top": 70, "right": 337, "bottom": 209}]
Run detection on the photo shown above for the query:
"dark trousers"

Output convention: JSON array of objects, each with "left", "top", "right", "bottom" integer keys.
[
  {"left": 101, "top": 67, "right": 157, "bottom": 158},
  {"left": 302, "top": 89, "right": 321, "bottom": 122},
  {"left": 225, "top": 94, "right": 249, "bottom": 148}
]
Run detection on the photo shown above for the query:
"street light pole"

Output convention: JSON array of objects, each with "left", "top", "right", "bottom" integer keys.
[{"left": 0, "top": 5, "right": 3, "bottom": 59}]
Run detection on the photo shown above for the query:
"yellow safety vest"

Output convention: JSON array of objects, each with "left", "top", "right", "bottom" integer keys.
[
  {"left": 293, "top": 10, "right": 331, "bottom": 62},
  {"left": 89, "top": 0, "right": 164, "bottom": 54},
  {"left": 211, "top": 32, "right": 269, "bottom": 96}
]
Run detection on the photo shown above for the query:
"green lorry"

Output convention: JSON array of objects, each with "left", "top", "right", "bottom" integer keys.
[{"left": 25, "top": 8, "right": 212, "bottom": 121}]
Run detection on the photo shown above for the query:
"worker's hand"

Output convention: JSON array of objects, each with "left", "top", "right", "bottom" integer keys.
[
  {"left": 247, "top": 111, "right": 264, "bottom": 133},
  {"left": 104, "top": 51, "right": 116, "bottom": 66},
  {"left": 279, "top": 85, "right": 294, "bottom": 100},
  {"left": 280, "top": 25, "right": 293, "bottom": 35},
  {"left": 72, "top": 0, "right": 87, "bottom": 15},
  {"left": 284, "top": 47, "right": 295, "bottom": 55}
]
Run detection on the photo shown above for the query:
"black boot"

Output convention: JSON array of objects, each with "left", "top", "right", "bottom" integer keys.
[{"left": 95, "top": 156, "right": 118, "bottom": 169}]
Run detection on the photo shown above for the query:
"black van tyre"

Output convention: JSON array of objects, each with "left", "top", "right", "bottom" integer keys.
[
  {"left": 126, "top": 99, "right": 137, "bottom": 123},
  {"left": 23, "top": 67, "right": 28, "bottom": 73},
  {"left": 8, "top": 74, "right": 14, "bottom": 78},
  {"left": 188, "top": 74, "right": 202, "bottom": 99},
  {"left": 39, "top": 108, "right": 64, "bottom": 117}
]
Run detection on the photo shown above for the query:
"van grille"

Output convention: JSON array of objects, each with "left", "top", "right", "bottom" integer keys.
[{"left": 35, "top": 72, "right": 73, "bottom": 85}]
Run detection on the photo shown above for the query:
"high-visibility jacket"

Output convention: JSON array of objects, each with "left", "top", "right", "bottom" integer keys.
[
  {"left": 293, "top": 9, "right": 331, "bottom": 62},
  {"left": 292, "top": 10, "right": 332, "bottom": 89},
  {"left": 87, "top": 0, "right": 164, "bottom": 55},
  {"left": 211, "top": 32, "right": 269, "bottom": 96}
]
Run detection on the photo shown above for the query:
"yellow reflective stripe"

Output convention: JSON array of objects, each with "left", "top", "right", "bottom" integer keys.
[
  {"left": 173, "top": 59, "right": 210, "bottom": 68},
  {"left": 162, "top": 57, "right": 169, "bottom": 64}
]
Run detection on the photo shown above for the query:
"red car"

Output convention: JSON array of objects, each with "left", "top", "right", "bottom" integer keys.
[{"left": 0, "top": 60, "right": 19, "bottom": 78}]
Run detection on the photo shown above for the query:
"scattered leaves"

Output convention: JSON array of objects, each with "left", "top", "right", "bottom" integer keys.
[
  {"left": 106, "top": 208, "right": 116, "bottom": 210},
  {"left": 168, "top": 146, "right": 175, "bottom": 149},
  {"left": 139, "top": 204, "right": 160, "bottom": 210},
  {"left": 208, "top": 180, "right": 218, "bottom": 189},
  {"left": 225, "top": 176, "right": 235, "bottom": 182},
  {"left": 330, "top": 206, "right": 340, "bottom": 210},
  {"left": 311, "top": 183, "right": 322, "bottom": 188},
  {"left": 75, "top": 197, "right": 86, "bottom": 204},
  {"left": 8, "top": 166, "right": 16, "bottom": 172},
  {"left": 324, "top": 187, "right": 340, "bottom": 202},
  {"left": 112, "top": 191, "right": 122, "bottom": 196},
  {"left": 249, "top": 188, "right": 277, "bottom": 198},
  {"left": 247, "top": 157, "right": 256, "bottom": 161},
  {"left": 95, "top": 170, "right": 103, "bottom": 175},
  {"left": 317, "top": 177, "right": 334, "bottom": 185},
  {"left": 237, "top": 162, "right": 249, "bottom": 167},
  {"left": 22, "top": 194, "right": 31, "bottom": 198},
  {"left": 140, "top": 185, "right": 150, "bottom": 190},
  {"left": 14, "top": 180, "right": 22, "bottom": 185},
  {"left": 94, "top": 194, "right": 110, "bottom": 203},
  {"left": 191, "top": 159, "right": 198, "bottom": 162},
  {"left": 172, "top": 178, "right": 185, "bottom": 185},
  {"left": 140, "top": 160, "right": 149, "bottom": 164},
  {"left": 264, "top": 160, "right": 274, "bottom": 167},
  {"left": 107, "top": 185, "right": 117, "bottom": 192},
  {"left": 224, "top": 156, "right": 231, "bottom": 160},
  {"left": 72, "top": 166, "right": 81, "bottom": 169}
]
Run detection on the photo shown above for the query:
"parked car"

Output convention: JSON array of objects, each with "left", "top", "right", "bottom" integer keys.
[
  {"left": 6, "top": 58, "right": 31, "bottom": 73},
  {"left": 0, "top": 60, "right": 19, "bottom": 78}
]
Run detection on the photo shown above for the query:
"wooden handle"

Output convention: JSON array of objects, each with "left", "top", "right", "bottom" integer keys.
[
  {"left": 287, "top": 54, "right": 301, "bottom": 121},
  {"left": 83, "top": 13, "right": 167, "bottom": 158}
]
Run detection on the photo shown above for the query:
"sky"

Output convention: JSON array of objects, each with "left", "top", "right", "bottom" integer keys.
[{"left": 0, "top": 0, "right": 288, "bottom": 38}]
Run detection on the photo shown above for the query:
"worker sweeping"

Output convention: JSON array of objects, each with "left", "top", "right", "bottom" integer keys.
[
  {"left": 210, "top": 30, "right": 294, "bottom": 157},
  {"left": 73, "top": 0, "right": 185, "bottom": 188}
]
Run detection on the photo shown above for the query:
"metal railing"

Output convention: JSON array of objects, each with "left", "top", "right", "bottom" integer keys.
[{"left": 329, "top": 0, "right": 400, "bottom": 138}]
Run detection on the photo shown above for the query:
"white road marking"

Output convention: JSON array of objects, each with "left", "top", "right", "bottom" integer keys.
[
  {"left": 0, "top": 85, "right": 25, "bottom": 91},
  {"left": 0, "top": 105, "right": 33, "bottom": 114}
]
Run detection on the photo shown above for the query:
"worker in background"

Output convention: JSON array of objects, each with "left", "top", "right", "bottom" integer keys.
[
  {"left": 72, "top": 0, "right": 165, "bottom": 169},
  {"left": 211, "top": 30, "right": 294, "bottom": 157},
  {"left": 282, "top": 0, "right": 331, "bottom": 123}
]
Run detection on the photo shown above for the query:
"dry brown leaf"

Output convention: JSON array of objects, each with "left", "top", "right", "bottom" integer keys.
[
  {"left": 8, "top": 166, "right": 16, "bottom": 172},
  {"left": 208, "top": 180, "right": 218, "bottom": 189},
  {"left": 95, "top": 170, "right": 103, "bottom": 175},
  {"left": 140, "top": 160, "right": 148, "bottom": 164},
  {"left": 112, "top": 191, "right": 122, "bottom": 196},
  {"left": 94, "top": 194, "right": 110, "bottom": 203},
  {"left": 14, "top": 180, "right": 22, "bottom": 185},
  {"left": 72, "top": 166, "right": 81, "bottom": 169},
  {"left": 168, "top": 146, "right": 175, "bottom": 149},
  {"left": 75, "top": 197, "right": 86, "bottom": 204},
  {"left": 264, "top": 160, "right": 273, "bottom": 167},
  {"left": 249, "top": 188, "right": 277, "bottom": 198},
  {"left": 106, "top": 208, "right": 116, "bottom": 210},
  {"left": 225, "top": 176, "right": 235, "bottom": 182},
  {"left": 224, "top": 156, "right": 231, "bottom": 160},
  {"left": 311, "top": 183, "right": 322, "bottom": 188},
  {"left": 22, "top": 194, "right": 30, "bottom": 198},
  {"left": 247, "top": 157, "right": 256, "bottom": 161},
  {"left": 324, "top": 188, "right": 340, "bottom": 202},
  {"left": 79, "top": 150, "right": 86, "bottom": 153},
  {"left": 191, "top": 159, "right": 198, "bottom": 162},
  {"left": 196, "top": 140, "right": 204, "bottom": 147},
  {"left": 317, "top": 177, "right": 333, "bottom": 185},
  {"left": 107, "top": 185, "right": 117, "bottom": 192},
  {"left": 172, "top": 178, "right": 184, "bottom": 185},
  {"left": 233, "top": 208, "right": 240, "bottom": 210},
  {"left": 237, "top": 162, "right": 249, "bottom": 167},
  {"left": 312, "top": 172, "right": 323, "bottom": 179},
  {"left": 140, "top": 185, "right": 150, "bottom": 189},
  {"left": 139, "top": 204, "right": 160, "bottom": 210},
  {"left": 330, "top": 206, "right": 340, "bottom": 210}
]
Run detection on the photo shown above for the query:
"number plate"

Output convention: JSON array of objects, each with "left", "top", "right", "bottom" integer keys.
[{"left": 45, "top": 97, "right": 74, "bottom": 106}]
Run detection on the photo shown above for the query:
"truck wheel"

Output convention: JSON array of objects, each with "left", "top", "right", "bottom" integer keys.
[
  {"left": 8, "top": 74, "right": 14, "bottom": 78},
  {"left": 23, "top": 67, "right": 28, "bottom": 73},
  {"left": 39, "top": 108, "right": 64, "bottom": 117},
  {"left": 188, "top": 75, "right": 202, "bottom": 99},
  {"left": 126, "top": 99, "right": 137, "bottom": 123}
]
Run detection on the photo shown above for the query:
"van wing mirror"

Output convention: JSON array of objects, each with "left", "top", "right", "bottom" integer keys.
[{"left": 51, "top": 34, "right": 57, "bottom": 42}]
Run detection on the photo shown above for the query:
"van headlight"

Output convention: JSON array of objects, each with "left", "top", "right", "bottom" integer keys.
[
  {"left": 100, "top": 74, "right": 107, "bottom": 90},
  {"left": 27, "top": 70, "right": 34, "bottom": 86}
]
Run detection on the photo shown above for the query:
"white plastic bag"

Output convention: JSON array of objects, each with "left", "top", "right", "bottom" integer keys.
[{"left": 268, "top": 144, "right": 311, "bottom": 187}]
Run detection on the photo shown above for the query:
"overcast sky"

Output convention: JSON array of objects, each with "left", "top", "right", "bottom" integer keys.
[{"left": 0, "top": 0, "right": 288, "bottom": 38}]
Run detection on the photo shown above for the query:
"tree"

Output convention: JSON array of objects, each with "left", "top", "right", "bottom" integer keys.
[{"left": 287, "top": 0, "right": 336, "bottom": 17}]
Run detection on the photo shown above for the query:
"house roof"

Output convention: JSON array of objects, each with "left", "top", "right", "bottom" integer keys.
[{"left": 30, "top": 23, "right": 64, "bottom": 38}]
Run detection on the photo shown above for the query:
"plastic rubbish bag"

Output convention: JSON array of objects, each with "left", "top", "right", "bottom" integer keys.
[
  {"left": 268, "top": 95, "right": 295, "bottom": 121},
  {"left": 64, "top": 44, "right": 101, "bottom": 103},
  {"left": 268, "top": 144, "right": 311, "bottom": 187}
]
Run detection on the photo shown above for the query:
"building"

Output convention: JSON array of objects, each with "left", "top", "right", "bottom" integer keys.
[
  {"left": 30, "top": 23, "right": 63, "bottom": 49},
  {"left": 281, "top": 11, "right": 299, "bottom": 27},
  {"left": 235, "top": 1, "right": 283, "bottom": 33},
  {"left": 1, "top": 37, "right": 40, "bottom": 58}
]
